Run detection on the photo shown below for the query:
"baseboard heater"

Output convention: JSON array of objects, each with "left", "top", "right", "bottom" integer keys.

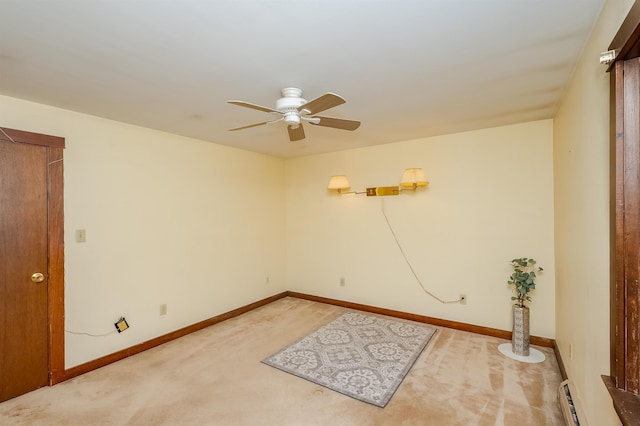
[{"left": 558, "top": 380, "right": 588, "bottom": 425}]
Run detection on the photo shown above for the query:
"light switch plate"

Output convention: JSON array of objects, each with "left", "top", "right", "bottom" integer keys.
[{"left": 75, "top": 229, "right": 86, "bottom": 243}]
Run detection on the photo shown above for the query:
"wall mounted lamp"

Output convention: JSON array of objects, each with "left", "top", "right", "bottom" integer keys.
[
  {"left": 327, "top": 175, "right": 356, "bottom": 194},
  {"left": 328, "top": 168, "right": 429, "bottom": 196}
]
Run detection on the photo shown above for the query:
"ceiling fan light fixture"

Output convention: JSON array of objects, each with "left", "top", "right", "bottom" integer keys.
[
  {"left": 228, "top": 87, "right": 360, "bottom": 142},
  {"left": 283, "top": 112, "right": 301, "bottom": 128}
]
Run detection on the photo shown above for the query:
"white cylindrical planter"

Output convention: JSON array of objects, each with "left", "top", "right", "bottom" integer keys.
[{"left": 512, "top": 305, "right": 530, "bottom": 356}]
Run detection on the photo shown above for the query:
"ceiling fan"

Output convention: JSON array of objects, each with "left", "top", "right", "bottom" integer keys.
[{"left": 228, "top": 87, "right": 360, "bottom": 142}]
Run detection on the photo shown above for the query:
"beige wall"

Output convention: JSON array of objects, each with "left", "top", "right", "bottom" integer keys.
[
  {"left": 0, "top": 95, "right": 287, "bottom": 368},
  {"left": 3, "top": 95, "right": 557, "bottom": 370},
  {"left": 285, "top": 120, "right": 556, "bottom": 337},
  {"left": 554, "top": 0, "right": 635, "bottom": 424}
]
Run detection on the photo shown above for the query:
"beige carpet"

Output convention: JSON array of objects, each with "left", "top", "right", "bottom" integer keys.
[{"left": 0, "top": 297, "right": 564, "bottom": 425}]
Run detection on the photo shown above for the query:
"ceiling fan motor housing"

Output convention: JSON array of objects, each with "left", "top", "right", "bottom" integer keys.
[{"left": 277, "top": 88, "right": 307, "bottom": 128}]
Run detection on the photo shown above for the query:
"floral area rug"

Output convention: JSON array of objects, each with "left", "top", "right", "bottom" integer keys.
[{"left": 262, "top": 311, "right": 437, "bottom": 407}]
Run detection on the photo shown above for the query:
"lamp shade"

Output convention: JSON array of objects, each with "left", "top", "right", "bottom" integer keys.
[
  {"left": 400, "top": 168, "right": 428, "bottom": 187},
  {"left": 327, "top": 175, "right": 351, "bottom": 190}
]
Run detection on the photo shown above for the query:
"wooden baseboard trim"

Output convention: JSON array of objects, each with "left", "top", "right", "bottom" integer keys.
[
  {"left": 554, "top": 341, "right": 568, "bottom": 380},
  {"left": 58, "top": 290, "right": 557, "bottom": 384},
  {"left": 286, "top": 291, "right": 555, "bottom": 348},
  {"left": 58, "top": 292, "right": 288, "bottom": 383}
]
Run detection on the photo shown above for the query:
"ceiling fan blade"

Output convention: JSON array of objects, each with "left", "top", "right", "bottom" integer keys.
[
  {"left": 228, "top": 100, "right": 280, "bottom": 114},
  {"left": 229, "top": 121, "right": 270, "bottom": 131},
  {"left": 288, "top": 124, "right": 305, "bottom": 141},
  {"left": 298, "top": 93, "right": 345, "bottom": 115},
  {"left": 310, "top": 116, "right": 361, "bottom": 131}
]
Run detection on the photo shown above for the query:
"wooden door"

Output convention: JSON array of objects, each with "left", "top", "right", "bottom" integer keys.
[{"left": 0, "top": 140, "right": 49, "bottom": 401}]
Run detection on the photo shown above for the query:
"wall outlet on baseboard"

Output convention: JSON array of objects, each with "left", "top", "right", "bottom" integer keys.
[
  {"left": 340, "top": 277, "right": 346, "bottom": 287},
  {"left": 160, "top": 304, "right": 167, "bottom": 316}
]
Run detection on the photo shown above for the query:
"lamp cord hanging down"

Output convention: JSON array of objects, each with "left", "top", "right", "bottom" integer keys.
[
  {"left": 380, "top": 199, "right": 462, "bottom": 304},
  {"left": 65, "top": 329, "right": 117, "bottom": 337}
]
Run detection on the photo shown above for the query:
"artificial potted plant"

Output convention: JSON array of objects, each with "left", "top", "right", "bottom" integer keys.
[{"left": 507, "top": 257, "right": 543, "bottom": 356}]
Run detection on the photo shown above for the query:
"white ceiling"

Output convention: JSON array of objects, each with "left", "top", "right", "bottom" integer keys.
[{"left": 0, "top": 1, "right": 605, "bottom": 158}]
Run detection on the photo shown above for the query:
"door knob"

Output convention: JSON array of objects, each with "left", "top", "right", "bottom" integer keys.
[{"left": 31, "top": 272, "right": 45, "bottom": 283}]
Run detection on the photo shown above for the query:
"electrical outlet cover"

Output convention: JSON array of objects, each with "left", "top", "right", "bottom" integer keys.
[{"left": 114, "top": 317, "right": 129, "bottom": 333}]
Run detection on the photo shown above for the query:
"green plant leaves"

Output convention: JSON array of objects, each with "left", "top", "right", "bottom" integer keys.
[{"left": 507, "top": 257, "right": 542, "bottom": 308}]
